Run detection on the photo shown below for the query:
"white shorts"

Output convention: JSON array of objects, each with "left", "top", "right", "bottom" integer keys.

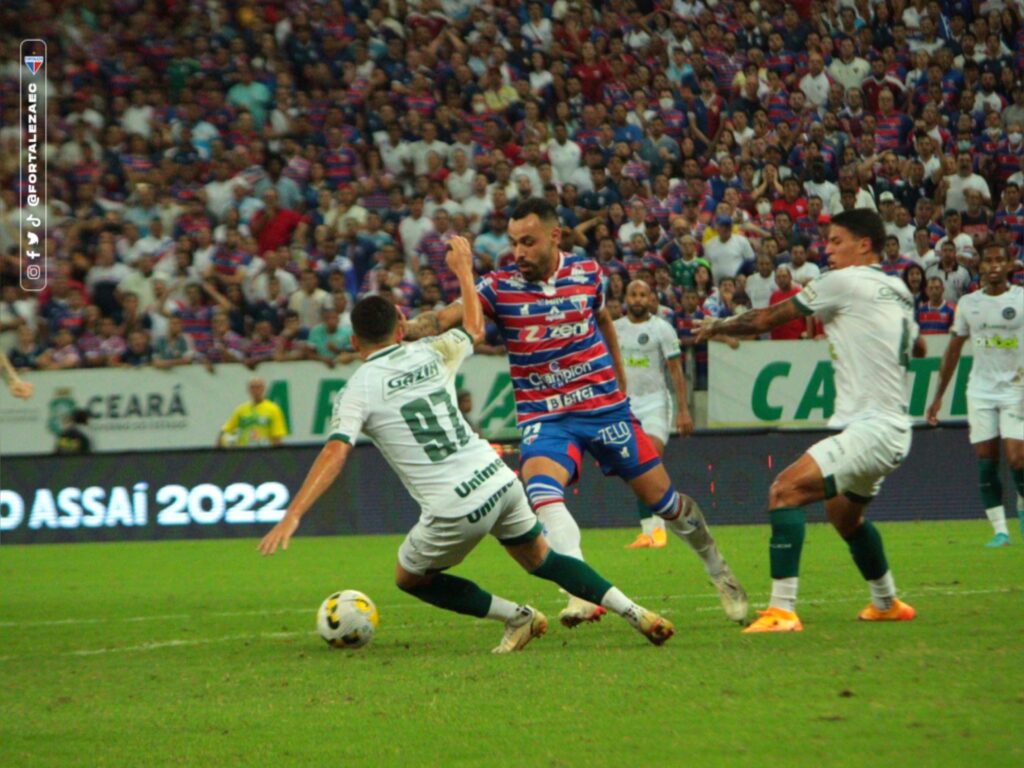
[
  {"left": 397, "top": 480, "right": 541, "bottom": 575},
  {"left": 967, "top": 399, "right": 1024, "bottom": 444},
  {"left": 629, "top": 393, "right": 671, "bottom": 445},
  {"left": 807, "top": 420, "right": 912, "bottom": 501}
]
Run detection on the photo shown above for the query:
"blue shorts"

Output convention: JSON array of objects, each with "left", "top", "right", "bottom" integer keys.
[{"left": 518, "top": 403, "right": 661, "bottom": 484}]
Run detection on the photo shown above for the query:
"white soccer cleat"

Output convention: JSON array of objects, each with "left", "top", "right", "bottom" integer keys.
[
  {"left": 710, "top": 564, "right": 749, "bottom": 624},
  {"left": 558, "top": 595, "right": 607, "bottom": 628},
  {"left": 492, "top": 606, "right": 547, "bottom": 654}
]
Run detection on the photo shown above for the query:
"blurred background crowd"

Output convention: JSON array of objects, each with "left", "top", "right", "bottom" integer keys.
[{"left": 2, "top": 0, "right": 1023, "bottom": 388}]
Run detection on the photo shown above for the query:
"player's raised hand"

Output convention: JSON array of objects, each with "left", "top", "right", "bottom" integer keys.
[
  {"left": 258, "top": 513, "right": 300, "bottom": 556},
  {"left": 925, "top": 398, "right": 941, "bottom": 426},
  {"left": 445, "top": 235, "right": 473, "bottom": 275}
]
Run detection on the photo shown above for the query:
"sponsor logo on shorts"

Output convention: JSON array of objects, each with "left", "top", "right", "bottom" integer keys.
[
  {"left": 520, "top": 423, "right": 542, "bottom": 445},
  {"left": 454, "top": 457, "right": 506, "bottom": 498},
  {"left": 465, "top": 480, "right": 515, "bottom": 523},
  {"left": 597, "top": 421, "right": 632, "bottom": 446}
]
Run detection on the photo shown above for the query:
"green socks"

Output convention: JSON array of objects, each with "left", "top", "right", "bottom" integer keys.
[
  {"left": 1013, "top": 468, "right": 1024, "bottom": 505},
  {"left": 531, "top": 549, "right": 613, "bottom": 605},
  {"left": 979, "top": 458, "right": 1003, "bottom": 509},
  {"left": 843, "top": 521, "right": 890, "bottom": 581},
  {"left": 400, "top": 573, "right": 492, "bottom": 618},
  {"left": 769, "top": 507, "right": 806, "bottom": 579}
]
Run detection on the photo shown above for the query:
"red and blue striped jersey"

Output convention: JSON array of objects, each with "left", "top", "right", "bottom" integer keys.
[
  {"left": 994, "top": 206, "right": 1024, "bottom": 244},
  {"left": 916, "top": 301, "right": 955, "bottom": 334},
  {"left": 476, "top": 253, "right": 626, "bottom": 426}
]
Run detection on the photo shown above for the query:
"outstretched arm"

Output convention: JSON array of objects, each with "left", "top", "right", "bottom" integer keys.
[
  {"left": 403, "top": 302, "right": 465, "bottom": 341},
  {"left": 696, "top": 298, "right": 807, "bottom": 341},
  {"left": 446, "top": 236, "right": 483, "bottom": 343},
  {"left": 258, "top": 439, "right": 352, "bottom": 554}
]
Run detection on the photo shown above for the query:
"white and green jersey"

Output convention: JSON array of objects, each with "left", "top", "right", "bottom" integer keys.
[
  {"left": 613, "top": 314, "right": 680, "bottom": 399},
  {"left": 793, "top": 265, "right": 917, "bottom": 428},
  {"left": 951, "top": 285, "right": 1024, "bottom": 404},
  {"left": 328, "top": 329, "right": 515, "bottom": 518}
]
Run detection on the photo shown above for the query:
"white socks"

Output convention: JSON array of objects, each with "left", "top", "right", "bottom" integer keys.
[
  {"left": 768, "top": 577, "right": 799, "bottom": 612},
  {"left": 986, "top": 505, "right": 1009, "bottom": 536},
  {"left": 537, "top": 502, "right": 584, "bottom": 560},
  {"left": 601, "top": 586, "right": 643, "bottom": 628},
  {"left": 640, "top": 516, "right": 665, "bottom": 536},
  {"left": 486, "top": 596, "right": 522, "bottom": 623},
  {"left": 869, "top": 571, "right": 896, "bottom": 611}
]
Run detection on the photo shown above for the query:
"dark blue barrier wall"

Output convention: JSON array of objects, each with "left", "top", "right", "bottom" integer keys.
[{"left": 0, "top": 426, "right": 1003, "bottom": 545}]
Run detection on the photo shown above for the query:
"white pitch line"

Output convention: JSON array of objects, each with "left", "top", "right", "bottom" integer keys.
[
  {"left": 1, "top": 585, "right": 1017, "bottom": 629},
  {"left": 0, "top": 585, "right": 1015, "bottom": 662}
]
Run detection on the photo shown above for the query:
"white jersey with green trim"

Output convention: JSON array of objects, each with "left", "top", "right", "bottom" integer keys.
[
  {"left": 951, "top": 285, "right": 1024, "bottom": 404},
  {"left": 793, "top": 265, "right": 917, "bottom": 428},
  {"left": 328, "top": 328, "right": 515, "bottom": 518},
  {"left": 613, "top": 314, "right": 680, "bottom": 399}
]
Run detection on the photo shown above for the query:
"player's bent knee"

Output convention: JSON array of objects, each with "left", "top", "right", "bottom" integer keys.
[
  {"left": 768, "top": 478, "right": 795, "bottom": 509},
  {"left": 505, "top": 536, "right": 549, "bottom": 572},
  {"left": 628, "top": 463, "right": 673, "bottom": 505},
  {"left": 395, "top": 565, "right": 432, "bottom": 592}
]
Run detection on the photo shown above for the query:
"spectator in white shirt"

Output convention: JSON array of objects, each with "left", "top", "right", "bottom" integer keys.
[
  {"left": 786, "top": 241, "right": 821, "bottom": 286},
  {"left": 446, "top": 148, "right": 476, "bottom": 203},
  {"left": 799, "top": 53, "right": 832, "bottom": 113},
  {"left": 941, "top": 152, "right": 992, "bottom": 212},
  {"left": 546, "top": 122, "right": 583, "bottom": 185},
  {"left": 744, "top": 252, "right": 778, "bottom": 309},
  {"left": 925, "top": 242, "right": 972, "bottom": 303},
  {"left": 704, "top": 215, "right": 756, "bottom": 281},
  {"left": 287, "top": 269, "right": 334, "bottom": 330},
  {"left": 398, "top": 196, "right": 435, "bottom": 265}
]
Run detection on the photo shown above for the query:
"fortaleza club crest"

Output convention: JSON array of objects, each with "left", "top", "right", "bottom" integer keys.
[{"left": 24, "top": 56, "right": 44, "bottom": 75}]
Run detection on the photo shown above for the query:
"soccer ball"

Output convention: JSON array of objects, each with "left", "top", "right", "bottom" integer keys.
[{"left": 316, "top": 590, "right": 379, "bottom": 649}]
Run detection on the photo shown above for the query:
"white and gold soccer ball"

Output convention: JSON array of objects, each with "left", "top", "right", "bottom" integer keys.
[{"left": 316, "top": 590, "right": 379, "bottom": 649}]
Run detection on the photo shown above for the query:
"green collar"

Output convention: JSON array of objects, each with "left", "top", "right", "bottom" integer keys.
[{"left": 366, "top": 343, "right": 401, "bottom": 361}]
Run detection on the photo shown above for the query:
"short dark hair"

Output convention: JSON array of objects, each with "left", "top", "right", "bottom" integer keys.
[
  {"left": 980, "top": 242, "right": 1010, "bottom": 261},
  {"left": 831, "top": 209, "right": 887, "bottom": 254},
  {"left": 351, "top": 295, "right": 399, "bottom": 345},
  {"left": 510, "top": 197, "right": 558, "bottom": 225}
]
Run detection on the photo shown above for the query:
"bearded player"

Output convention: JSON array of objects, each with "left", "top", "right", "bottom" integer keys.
[{"left": 405, "top": 198, "right": 747, "bottom": 628}]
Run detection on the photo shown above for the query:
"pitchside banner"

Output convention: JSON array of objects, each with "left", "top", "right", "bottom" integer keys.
[
  {"left": 0, "top": 358, "right": 518, "bottom": 456},
  {"left": 0, "top": 427, "right": 986, "bottom": 544},
  {"left": 709, "top": 336, "right": 971, "bottom": 427}
]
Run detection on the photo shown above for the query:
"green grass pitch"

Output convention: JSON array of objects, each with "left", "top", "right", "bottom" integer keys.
[{"left": 3, "top": 521, "right": 1023, "bottom": 767}]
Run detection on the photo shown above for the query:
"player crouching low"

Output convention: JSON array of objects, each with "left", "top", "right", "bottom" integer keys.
[{"left": 259, "top": 237, "right": 674, "bottom": 652}]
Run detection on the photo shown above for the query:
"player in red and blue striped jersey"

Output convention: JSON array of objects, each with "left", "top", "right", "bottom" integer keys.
[{"left": 404, "top": 199, "right": 748, "bottom": 629}]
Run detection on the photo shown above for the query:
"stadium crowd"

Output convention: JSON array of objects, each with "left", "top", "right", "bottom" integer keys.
[{"left": 2, "top": 0, "right": 1023, "bottom": 387}]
